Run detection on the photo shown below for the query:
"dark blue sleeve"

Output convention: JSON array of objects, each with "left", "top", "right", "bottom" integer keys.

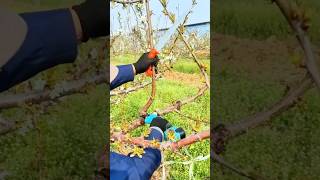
[
  {"left": 110, "top": 65, "right": 135, "bottom": 90},
  {"left": 0, "top": 9, "right": 77, "bottom": 92},
  {"left": 110, "top": 128, "right": 163, "bottom": 180}
]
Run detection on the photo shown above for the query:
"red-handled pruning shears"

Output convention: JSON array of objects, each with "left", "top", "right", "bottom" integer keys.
[
  {"left": 145, "top": 7, "right": 193, "bottom": 77},
  {"left": 145, "top": 48, "right": 159, "bottom": 76}
]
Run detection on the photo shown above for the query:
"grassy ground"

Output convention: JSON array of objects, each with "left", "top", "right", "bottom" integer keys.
[
  {"left": 0, "top": 86, "right": 107, "bottom": 179},
  {"left": 212, "top": 33, "right": 320, "bottom": 179},
  {"left": 111, "top": 55, "right": 210, "bottom": 179},
  {"left": 213, "top": 0, "right": 320, "bottom": 43}
]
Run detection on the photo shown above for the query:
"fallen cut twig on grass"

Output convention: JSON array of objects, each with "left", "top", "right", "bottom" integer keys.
[{"left": 0, "top": 73, "right": 107, "bottom": 110}]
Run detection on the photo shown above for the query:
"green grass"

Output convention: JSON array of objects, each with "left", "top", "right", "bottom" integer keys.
[
  {"left": 0, "top": 86, "right": 107, "bottom": 179},
  {"left": 111, "top": 57, "right": 210, "bottom": 179},
  {"left": 213, "top": 0, "right": 320, "bottom": 42}
]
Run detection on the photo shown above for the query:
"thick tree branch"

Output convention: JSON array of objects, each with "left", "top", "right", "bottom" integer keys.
[
  {"left": 139, "top": 0, "right": 157, "bottom": 117},
  {"left": 0, "top": 74, "right": 107, "bottom": 110},
  {"left": 213, "top": 76, "right": 313, "bottom": 154},
  {"left": 112, "top": 129, "right": 209, "bottom": 151},
  {"left": 227, "top": 76, "right": 313, "bottom": 137}
]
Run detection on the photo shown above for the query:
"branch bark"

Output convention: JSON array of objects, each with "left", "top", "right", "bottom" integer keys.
[
  {"left": 139, "top": 0, "right": 157, "bottom": 117},
  {"left": 213, "top": 76, "right": 313, "bottom": 154},
  {"left": 227, "top": 76, "right": 313, "bottom": 137},
  {"left": 110, "top": 81, "right": 152, "bottom": 96},
  {"left": 112, "top": 129, "right": 209, "bottom": 151},
  {"left": 0, "top": 74, "right": 107, "bottom": 110}
]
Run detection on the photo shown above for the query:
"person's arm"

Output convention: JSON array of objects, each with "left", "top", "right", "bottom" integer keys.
[
  {"left": 0, "top": 0, "right": 107, "bottom": 92},
  {"left": 0, "top": 9, "right": 78, "bottom": 92},
  {"left": 110, "top": 130, "right": 162, "bottom": 180},
  {"left": 110, "top": 53, "right": 159, "bottom": 90},
  {"left": 110, "top": 117, "right": 170, "bottom": 179},
  {"left": 110, "top": 64, "right": 134, "bottom": 90}
]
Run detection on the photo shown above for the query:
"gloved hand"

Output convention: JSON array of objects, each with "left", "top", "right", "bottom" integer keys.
[
  {"left": 72, "top": 0, "right": 108, "bottom": 42},
  {"left": 133, "top": 52, "right": 159, "bottom": 74},
  {"left": 145, "top": 113, "right": 186, "bottom": 142},
  {"left": 150, "top": 117, "right": 172, "bottom": 133}
]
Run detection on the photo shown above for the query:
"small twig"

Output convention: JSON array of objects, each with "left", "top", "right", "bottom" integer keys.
[
  {"left": 212, "top": 152, "right": 261, "bottom": 180},
  {"left": 111, "top": 81, "right": 152, "bottom": 96},
  {"left": 173, "top": 109, "right": 209, "bottom": 124}
]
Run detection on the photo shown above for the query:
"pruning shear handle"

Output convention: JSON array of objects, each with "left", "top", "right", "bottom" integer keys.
[{"left": 146, "top": 48, "right": 160, "bottom": 77}]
